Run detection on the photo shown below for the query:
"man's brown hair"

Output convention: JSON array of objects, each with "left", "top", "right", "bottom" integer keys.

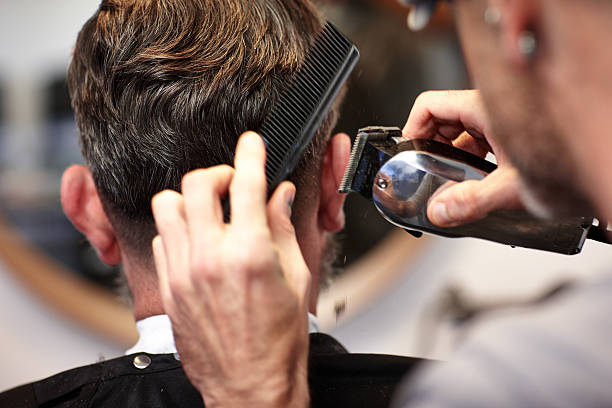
[{"left": 68, "top": 0, "right": 336, "bottom": 256}]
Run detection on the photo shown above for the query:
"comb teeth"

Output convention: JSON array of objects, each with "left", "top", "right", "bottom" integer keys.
[{"left": 258, "top": 22, "right": 359, "bottom": 193}]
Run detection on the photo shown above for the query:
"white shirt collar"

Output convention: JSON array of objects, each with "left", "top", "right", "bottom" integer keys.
[{"left": 126, "top": 313, "right": 320, "bottom": 355}]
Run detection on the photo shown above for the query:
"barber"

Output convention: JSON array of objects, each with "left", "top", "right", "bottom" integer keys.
[{"left": 152, "top": 0, "right": 612, "bottom": 406}]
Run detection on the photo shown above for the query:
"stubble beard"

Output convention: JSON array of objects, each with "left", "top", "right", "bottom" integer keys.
[
  {"left": 485, "top": 93, "right": 597, "bottom": 219},
  {"left": 458, "top": 0, "right": 597, "bottom": 220},
  {"left": 318, "top": 233, "right": 340, "bottom": 291}
]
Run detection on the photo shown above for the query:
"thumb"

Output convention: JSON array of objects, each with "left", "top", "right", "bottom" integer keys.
[
  {"left": 427, "top": 167, "right": 524, "bottom": 227},
  {"left": 266, "top": 182, "right": 311, "bottom": 304}
]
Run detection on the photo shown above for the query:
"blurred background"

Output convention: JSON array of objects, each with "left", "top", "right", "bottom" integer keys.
[{"left": 1, "top": 0, "right": 612, "bottom": 392}]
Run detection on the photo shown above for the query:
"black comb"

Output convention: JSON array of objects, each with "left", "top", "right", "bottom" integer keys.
[{"left": 258, "top": 21, "right": 360, "bottom": 194}]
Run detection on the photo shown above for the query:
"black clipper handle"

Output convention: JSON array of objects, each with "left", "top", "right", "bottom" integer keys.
[
  {"left": 349, "top": 126, "right": 598, "bottom": 255},
  {"left": 420, "top": 210, "right": 592, "bottom": 255}
]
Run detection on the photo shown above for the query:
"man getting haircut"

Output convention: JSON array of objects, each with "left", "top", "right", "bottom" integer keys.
[{"left": 0, "top": 1, "right": 420, "bottom": 407}]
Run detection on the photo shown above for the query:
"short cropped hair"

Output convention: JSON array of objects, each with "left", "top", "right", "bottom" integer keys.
[{"left": 68, "top": 0, "right": 337, "bottom": 256}]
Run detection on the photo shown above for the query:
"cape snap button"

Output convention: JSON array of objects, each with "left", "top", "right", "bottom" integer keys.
[{"left": 133, "top": 354, "right": 152, "bottom": 369}]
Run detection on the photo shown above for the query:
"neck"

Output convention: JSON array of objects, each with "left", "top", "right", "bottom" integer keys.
[
  {"left": 122, "top": 236, "right": 324, "bottom": 320},
  {"left": 293, "top": 213, "right": 327, "bottom": 315},
  {"left": 121, "top": 254, "right": 165, "bottom": 321}
]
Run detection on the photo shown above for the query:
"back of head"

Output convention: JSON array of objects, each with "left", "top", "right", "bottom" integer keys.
[{"left": 68, "top": 0, "right": 332, "bottom": 258}]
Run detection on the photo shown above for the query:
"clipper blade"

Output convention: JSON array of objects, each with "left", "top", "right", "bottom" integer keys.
[{"left": 339, "top": 133, "right": 368, "bottom": 194}]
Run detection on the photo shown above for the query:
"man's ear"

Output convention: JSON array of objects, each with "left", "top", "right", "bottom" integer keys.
[
  {"left": 496, "top": 0, "right": 539, "bottom": 67},
  {"left": 319, "top": 133, "right": 351, "bottom": 232},
  {"left": 61, "top": 165, "right": 121, "bottom": 265}
]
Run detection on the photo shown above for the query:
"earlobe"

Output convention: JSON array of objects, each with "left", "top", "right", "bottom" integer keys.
[
  {"left": 319, "top": 133, "right": 351, "bottom": 232},
  {"left": 498, "top": 0, "right": 538, "bottom": 67},
  {"left": 502, "top": 23, "right": 528, "bottom": 67},
  {"left": 61, "top": 165, "right": 121, "bottom": 265}
]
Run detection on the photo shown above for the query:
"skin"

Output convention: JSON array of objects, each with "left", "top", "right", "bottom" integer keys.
[
  {"left": 60, "top": 131, "right": 350, "bottom": 320},
  {"left": 402, "top": 89, "right": 525, "bottom": 226},
  {"left": 152, "top": 133, "right": 311, "bottom": 407},
  {"left": 60, "top": 131, "right": 350, "bottom": 407},
  {"left": 142, "top": 0, "right": 612, "bottom": 406},
  {"left": 421, "top": 0, "right": 612, "bottom": 224}
]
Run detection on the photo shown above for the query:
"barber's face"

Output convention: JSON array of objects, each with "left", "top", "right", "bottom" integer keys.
[{"left": 453, "top": 0, "right": 595, "bottom": 217}]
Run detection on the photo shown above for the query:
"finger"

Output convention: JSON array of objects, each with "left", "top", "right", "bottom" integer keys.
[
  {"left": 403, "top": 90, "right": 490, "bottom": 143},
  {"left": 453, "top": 131, "right": 492, "bottom": 158},
  {"left": 427, "top": 167, "right": 524, "bottom": 227},
  {"left": 152, "top": 235, "right": 171, "bottom": 304},
  {"left": 182, "top": 166, "right": 234, "bottom": 246},
  {"left": 231, "top": 132, "right": 268, "bottom": 230},
  {"left": 267, "top": 181, "right": 311, "bottom": 302},
  {"left": 428, "top": 180, "right": 458, "bottom": 204},
  {"left": 151, "top": 190, "right": 190, "bottom": 286},
  {"left": 430, "top": 120, "right": 468, "bottom": 144}
]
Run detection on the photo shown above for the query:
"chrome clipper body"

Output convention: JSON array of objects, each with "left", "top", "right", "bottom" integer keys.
[{"left": 340, "top": 126, "right": 608, "bottom": 255}]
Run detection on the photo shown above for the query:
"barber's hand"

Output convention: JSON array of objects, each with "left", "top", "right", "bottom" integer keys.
[
  {"left": 403, "top": 90, "right": 524, "bottom": 227},
  {"left": 151, "top": 132, "right": 310, "bottom": 408}
]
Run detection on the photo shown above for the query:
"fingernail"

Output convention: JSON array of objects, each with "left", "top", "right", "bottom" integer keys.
[{"left": 430, "top": 202, "right": 451, "bottom": 225}]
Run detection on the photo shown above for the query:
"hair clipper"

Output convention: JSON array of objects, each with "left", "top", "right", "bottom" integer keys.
[{"left": 339, "top": 126, "right": 610, "bottom": 255}]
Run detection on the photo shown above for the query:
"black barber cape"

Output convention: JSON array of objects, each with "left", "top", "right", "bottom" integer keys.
[{"left": 0, "top": 333, "right": 422, "bottom": 408}]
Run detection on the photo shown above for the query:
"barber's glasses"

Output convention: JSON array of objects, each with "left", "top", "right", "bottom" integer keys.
[{"left": 398, "top": 0, "right": 449, "bottom": 31}]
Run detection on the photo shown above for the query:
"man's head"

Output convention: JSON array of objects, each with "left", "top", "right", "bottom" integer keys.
[
  {"left": 454, "top": 0, "right": 612, "bottom": 218},
  {"left": 62, "top": 0, "right": 350, "bottom": 314},
  {"left": 408, "top": 0, "right": 612, "bottom": 219}
]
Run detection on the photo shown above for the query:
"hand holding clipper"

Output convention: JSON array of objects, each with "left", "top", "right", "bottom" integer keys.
[
  {"left": 340, "top": 90, "right": 610, "bottom": 254},
  {"left": 402, "top": 90, "right": 523, "bottom": 227}
]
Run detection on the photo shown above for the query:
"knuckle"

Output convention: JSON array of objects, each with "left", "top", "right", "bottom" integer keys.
[
  {"left": 189, "top": 253, "right": 208, "bottom": 275},
  {"left": 168, "top": 275, "right": 188, "bottom": 296},
  {"left": 235, "top": 243, "right": 259, "bottom": 267},
  {"left": 181, "top": 169, "right": 208, "bottom": 193},
  {"left": 216, "top": 164, "right": 234, "bottom": 176},
  {"left": 233, "top": 240, "right": 275, "bottom": 277},
  {"left": 190, "top": 254, "right": 222, "bottom": 282},
  {"left": 232, "top": 252, "right": 251, "bottom": 273},
  {"left": 415, "top": 90, "right": 436, "bottom": 106},
  {"left": 151, "top": 190, "right": 175, "bottom": 211},
  {"left": 209, "top": 164, "right": 235, "bottom": 183},
  {"left": 151, "top": 196, "right": 182, "bottom": 226}
]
